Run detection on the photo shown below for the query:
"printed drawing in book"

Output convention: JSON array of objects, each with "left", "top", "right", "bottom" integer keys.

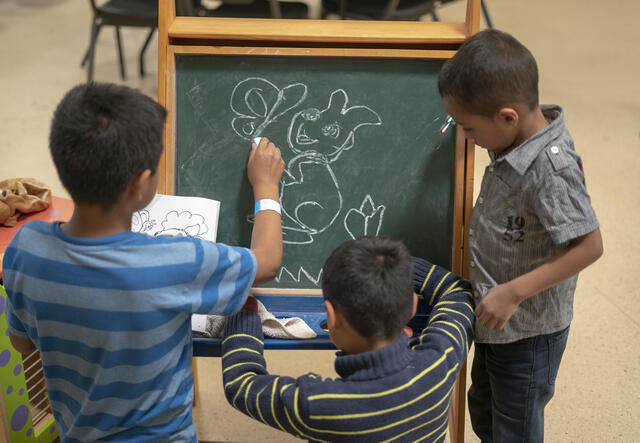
[
  {"left": 131, "top": 195, "right": 218, "bottom": 241},
  {"left": 132, "top": 209, "right": 209, "bottom": 238},
  {"left": 131, "top": 210, "right": 156, "bottom": 233}
]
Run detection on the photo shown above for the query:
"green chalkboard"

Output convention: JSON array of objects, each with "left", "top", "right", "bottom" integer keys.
[{"left": 174, "top": 54, "right": 457, "bottom": 289}]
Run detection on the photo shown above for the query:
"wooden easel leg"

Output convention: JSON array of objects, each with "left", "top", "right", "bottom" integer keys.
[
  {"left": 448, "top": 360, "right": 467, "bottom": 443},
  {"left": 192, "top": 357, "right": 199, "bottom": 406}
]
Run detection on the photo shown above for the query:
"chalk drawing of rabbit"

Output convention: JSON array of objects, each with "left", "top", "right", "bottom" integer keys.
[{"left": 280, "top": 89, "right": 382, "bottom": 244}]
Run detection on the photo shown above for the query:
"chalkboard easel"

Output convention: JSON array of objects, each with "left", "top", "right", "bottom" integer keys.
[{"left": 157, "top": 1, "right": 479, "bottom": 440}]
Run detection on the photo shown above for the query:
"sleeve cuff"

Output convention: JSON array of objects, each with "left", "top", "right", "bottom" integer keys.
[
  {"left": 224, "top": 310, "right": 263, "bottom": 340},
  {"left": 549, "top": 220, "right": 600, "bottom": 245},
  {"left": 6, "top": 323, "right": 29, "bottom": 339}
]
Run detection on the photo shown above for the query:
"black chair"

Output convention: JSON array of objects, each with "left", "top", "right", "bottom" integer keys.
[
  {"left": 323, "top": 0, "right": 437, "bottom": 20},
  {"left": 322, "top": 0, "right": 493, "bottom": 27},
  {"left": 81, "top": 0, "right": 158, "bottom": 82},
  {"left": 178, "top": 0, "right": 309, "bottom": 19}
]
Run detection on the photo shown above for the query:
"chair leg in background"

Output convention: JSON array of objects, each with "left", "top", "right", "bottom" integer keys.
[
  {"left": 139, "top": 28, "right": 156, "bottom": 77},
  {"left": 81, "top": 20, "right": 102, "bottom": 68},
  {"left": 114, "top": 27, "right": 127, "bottom": 80},
  {"left": 481, "top": 0, "right": 494, "bottom": 28},
  {"left": 81, "top": 47, "right": 89, "bottom": 67},
  {"left": 267, "top": 0, "right": 283, "bottom": 18},
  {"left": 87, "top": 21, "right": 101, "bottom": 83}
]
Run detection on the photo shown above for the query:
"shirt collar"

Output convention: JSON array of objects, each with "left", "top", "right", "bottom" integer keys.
[
  {"left": 491, "top": 104, "right": 565, "bottom": 175},
  {"left": 334, "top": 333, "right": 413, "bottom": 381}
]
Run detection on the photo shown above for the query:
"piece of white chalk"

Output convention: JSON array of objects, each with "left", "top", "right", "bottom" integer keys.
[{"left": 253, "top": 137, "right": 262, "bottom": 146}]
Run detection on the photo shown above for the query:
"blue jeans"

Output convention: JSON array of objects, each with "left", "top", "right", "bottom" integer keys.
[{"left": 468, "top": 326, "right": 570, "bottom": 443}]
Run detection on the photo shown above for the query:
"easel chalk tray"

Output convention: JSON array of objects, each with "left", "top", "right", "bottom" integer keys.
[
  {"left": 193, "top": 293, "right": 433, "bottom": 357},
  {"left": 157, "top": 1, "right": 480, "bottom": 440}
]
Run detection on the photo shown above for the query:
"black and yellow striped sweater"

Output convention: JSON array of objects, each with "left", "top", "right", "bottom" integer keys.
[{"left": 221, "top": 258, "right": 475, "bottom": 442}]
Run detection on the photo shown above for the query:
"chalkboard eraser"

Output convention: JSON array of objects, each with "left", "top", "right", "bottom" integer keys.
[{"left": 253, "top": 137, "right": 262, "bottom": 146}]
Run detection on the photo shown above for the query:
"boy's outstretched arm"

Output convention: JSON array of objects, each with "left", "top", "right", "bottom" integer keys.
[
  {"left": 247, "top": 137, "right": 285, "bottom": 284},
  {"left": 412, "top": 258, "right": 475, "bottom": 363},
  {"left": 476, "top": 227, "right": 603, "bottom": 330}
]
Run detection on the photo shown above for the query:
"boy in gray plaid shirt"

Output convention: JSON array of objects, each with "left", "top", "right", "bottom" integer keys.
[{"left": 438, "top": 29, "right": 603, "bottom": 442}]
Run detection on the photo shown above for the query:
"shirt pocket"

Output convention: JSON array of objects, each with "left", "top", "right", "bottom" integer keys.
[
  {"left": 485, "top": 174, "right": 520, "bottom": 223},
  {"left": 486, "top": 174, "right": 531, "bottom": 244}
]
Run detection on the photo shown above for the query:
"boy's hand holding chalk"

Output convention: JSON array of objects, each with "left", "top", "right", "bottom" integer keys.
[{"left": 247, "top": 136, "right": 285, "bottom": 201}]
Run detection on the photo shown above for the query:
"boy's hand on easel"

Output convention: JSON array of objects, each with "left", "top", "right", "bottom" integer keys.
[
  {"left": 475, "top": 283, "right": 521, "bottom": 331},
  {"left": 247, "top": 137, "right": 285, "bottom": 200}
]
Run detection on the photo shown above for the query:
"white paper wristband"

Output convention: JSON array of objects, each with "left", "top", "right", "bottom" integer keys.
[{"left": 254, "top": 199, "right": 281, "bottom": 216}]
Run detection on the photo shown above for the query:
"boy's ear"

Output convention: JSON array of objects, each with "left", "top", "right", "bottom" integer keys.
[
  {"left": 324, "top": 300, "right": 342, "bottom": 332},
  {"left": 497, "top": 106, "right": 519, "bottom": 127},
  {"left": 129, "top": 169, "right": 153, "bottom": 201}
]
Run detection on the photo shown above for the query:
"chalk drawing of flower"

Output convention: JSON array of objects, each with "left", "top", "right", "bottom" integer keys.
[{"left": 344, "top": 195, "right": 386, "bottom": 240}]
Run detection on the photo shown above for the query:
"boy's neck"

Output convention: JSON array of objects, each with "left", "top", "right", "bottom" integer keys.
[
  {"left": 500, "top": 106, "right": 549, "bottom": 157},
  {"left": 341, "top": 332, "right": 402, "bottom": 355},
  {"left": 61, "top": 204, "right": 133, "bottom": 238}
]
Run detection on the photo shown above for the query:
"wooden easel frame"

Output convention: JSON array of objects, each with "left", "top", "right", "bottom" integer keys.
[{"left": 157, "top": 1, "right": 478, "bottom": 441}]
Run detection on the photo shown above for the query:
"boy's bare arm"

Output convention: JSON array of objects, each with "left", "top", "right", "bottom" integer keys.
[
  {"left": 476, "top": 227, "right": 603, "bottom": 330},
  {"left": 9, "top": 332, "right": 36, "bottom": 356},
  {"left": 247, "top": 138, "right": 285, "bottom": 284}
]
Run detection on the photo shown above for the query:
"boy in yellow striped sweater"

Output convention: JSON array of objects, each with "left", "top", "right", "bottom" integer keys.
[{"left": 221, "top": 236, "right": 474, "bottom": 442}]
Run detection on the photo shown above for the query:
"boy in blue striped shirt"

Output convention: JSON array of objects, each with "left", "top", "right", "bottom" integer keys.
[
  {"left": 3, "top": 82, "right": 285, "bottom": 442},
  {"left": 222, "top": 236, "right": 475, "bottom": 442}
]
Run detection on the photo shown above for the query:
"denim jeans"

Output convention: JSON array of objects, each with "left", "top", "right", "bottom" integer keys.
[{"left": 468, "top": 326, "right": 570, "bottom": 443}]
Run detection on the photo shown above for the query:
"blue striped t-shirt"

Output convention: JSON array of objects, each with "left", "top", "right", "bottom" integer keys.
[{"left": 2, "top": 221, "right": 257, "bottom": 442}]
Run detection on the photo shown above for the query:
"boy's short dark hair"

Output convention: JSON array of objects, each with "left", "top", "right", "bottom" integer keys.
[
  {"left": 321, "top": 237, "right": 413, "bottom": 340},
  {"left": 49, "top": 82, "right": 167, "bottom": 208},
  {"left": 438, "top": 29, "right": 539, "bottom": 116}
]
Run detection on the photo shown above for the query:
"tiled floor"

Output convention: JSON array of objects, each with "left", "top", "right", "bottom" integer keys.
[{"left": 1, "top": 1, "right": 638, "bottom": 442}]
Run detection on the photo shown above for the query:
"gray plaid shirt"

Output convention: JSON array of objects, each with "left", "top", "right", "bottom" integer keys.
[{"left": 469, "top": 105, "right": 599, "bottom": 344}]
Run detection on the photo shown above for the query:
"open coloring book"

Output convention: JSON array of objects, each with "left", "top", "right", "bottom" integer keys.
[{"left": 131, "top": 194, "right": 221, "bottom": 333}]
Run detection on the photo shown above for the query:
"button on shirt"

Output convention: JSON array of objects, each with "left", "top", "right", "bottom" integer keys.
[{"left": 469, "top": 105, "right": 599, "bottom": 344}]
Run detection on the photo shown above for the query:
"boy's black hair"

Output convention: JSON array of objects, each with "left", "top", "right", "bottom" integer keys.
[
  {"left": 49, "top": 82, "right": 167, "bottom": 208},
  {"left": 321, "top": 237, "right": 414, "bottom": 340},
  {"left": 438, "top": 29, "right": 539, "bottom": 116}
]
